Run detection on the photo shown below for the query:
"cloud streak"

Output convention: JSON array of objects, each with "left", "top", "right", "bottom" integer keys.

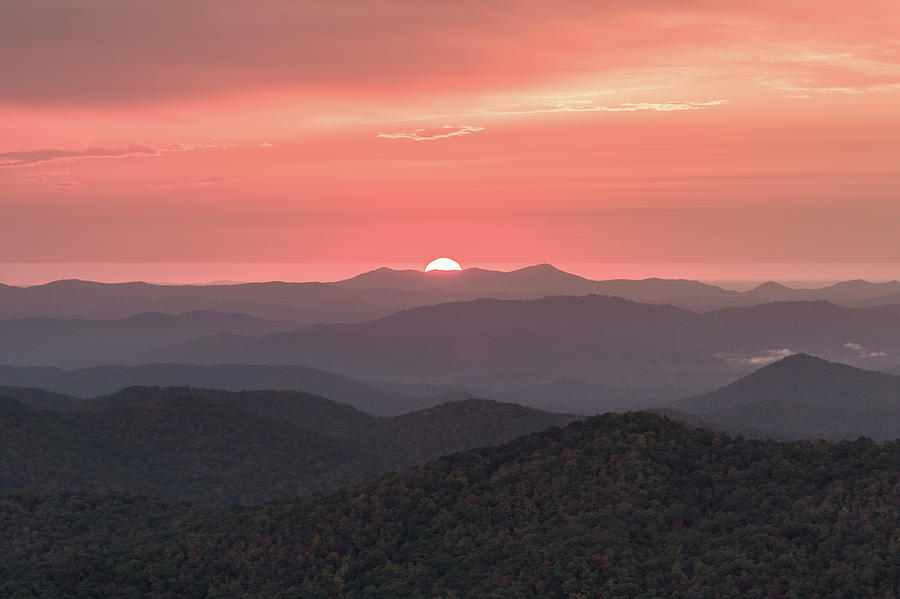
[
  {"left": 717, "top": 348, "right": 795, "bottom": 366},
  {"left": 0, "top": 144, "right": 159, "bottom": 167},
  {"left": 378, "top": 125, "right": 484, "bottom": 141},
  {"left": 0, "top": 142, "right": 233, "bottom": 168},
  {"left": 480, "top": 99, "right": 729, "bottom": 117},
  {"left": 844, "top": 341, "right": 888, "bottom": 359}
]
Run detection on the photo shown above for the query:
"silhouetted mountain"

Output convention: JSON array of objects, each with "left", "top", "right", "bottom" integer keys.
[
  {"left": 668, "top": 354, "right": 900, "bottom": 439},
  {"left": 0, "top": 362, "right": 417, "bottom": 415},
  {"left": 4, "top": 270, "right": 900, "bottom": 324},
  {"left": 0, "top": 311, "right": 300, "bottom": 367},
  {"left": 746, "top": 279, "right": 900, "bottom": 304},
  {"left": 744, "top": 280, "right": 797, "bottom": 301},
  {"left": 339, "top": 263, "right": 604, "bottom": 294},
  {"left": 4, "top": 413, "right": 899, "bottom": 596},
  {"left": 338, "top": 264, "right": 742, "bottom": 305},
  {"left": 0, "top": 387, "right": 576, "bottom": 504}
]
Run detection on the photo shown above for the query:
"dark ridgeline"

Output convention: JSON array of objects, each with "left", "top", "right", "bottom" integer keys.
[
  {"left": 2, "top": 413, "right": 899, "bottom": 597},
  {"left": 0, "top": 386, "right": 577, "bottom": 505}
]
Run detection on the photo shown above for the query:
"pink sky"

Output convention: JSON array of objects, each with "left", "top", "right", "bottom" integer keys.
[{"left": 2, "top": 0, "right": 899, "bottom": 281}]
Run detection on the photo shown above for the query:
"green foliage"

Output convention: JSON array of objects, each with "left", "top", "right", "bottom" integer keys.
[{"left": 3, "top": 413, "right": 900, "bottom": 597}]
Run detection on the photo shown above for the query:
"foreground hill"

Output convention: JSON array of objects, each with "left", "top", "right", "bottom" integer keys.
[
  {"left": 2, "top": 413, "right": 899, "bottom": 597},
  {"left": 0, "top": 387, "right": 576, "bottom": 504},
  {"left": 669, "top": 354, "right": 900, "bottom": 439}
]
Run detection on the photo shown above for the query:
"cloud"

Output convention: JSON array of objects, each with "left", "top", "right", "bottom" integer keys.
[
  {"left": 0, "top": 144, "right": 159, "bottom": 167},
  {"left": 755, "top": 49, "right": 900, "bottom": 97},
  {"left": 0, "top": 142, "right": 234, "bottom": 168},
  {"left": 717, "top": 348, "right": 795, "bottom": 366},
  {"left": 378, "top": 125, "right": 484, "bottom": 141},
  {"left": 843, "top": 341, "right": 888, "bottom": 359},
  {"left": 190, "top": 177, "right": 236, "bottom": 187},
  {"left": 479, "top": 99, "right": 729, "bottom": 117},
  {"left": 373, "top": 98, "right": 727, "bottom": 137},
  {"left": 3, "top": 1, "right": 896, "bottom": 109},
  {"left": 148, "top": 176, "right": 238, "bottom": 190}
]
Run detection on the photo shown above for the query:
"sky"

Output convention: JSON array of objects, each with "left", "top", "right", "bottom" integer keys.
[{"left": 2, "top": 0, "right": 899, "bottom": 283}]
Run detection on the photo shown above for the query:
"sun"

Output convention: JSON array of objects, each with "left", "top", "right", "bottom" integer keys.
[{"left": 425, "top": 257, "right": 462, "bottom": 272}]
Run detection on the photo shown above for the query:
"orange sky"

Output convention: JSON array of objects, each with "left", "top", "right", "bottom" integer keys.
[{"left": 2, "top": 0, "right": 899, "bottom": 281}]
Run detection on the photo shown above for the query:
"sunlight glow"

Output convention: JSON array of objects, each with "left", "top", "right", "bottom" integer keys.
[{"left": 425, "top": 257, "right": 463, "bottom": 272}]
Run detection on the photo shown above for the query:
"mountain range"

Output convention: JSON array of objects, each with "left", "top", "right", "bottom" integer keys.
[
  {"left": 143, "top": 296, "right": 900, "bottom": 412},
  {"left": 3, "top": 292, "right": 900, "bottom": 412},
  {"left": 3, "top": 265, "right": 900, "bottom": 322}
]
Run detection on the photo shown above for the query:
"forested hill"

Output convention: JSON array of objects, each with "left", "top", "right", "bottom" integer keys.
[
  {"left": 2, "top": 412, "right": 899, "bottom": 597},
  {"left": 0, "top": 387, "right": 576, "bottom": 505},
  {"left": 668, "top": 353, "right": 900, "bottom": 440}
]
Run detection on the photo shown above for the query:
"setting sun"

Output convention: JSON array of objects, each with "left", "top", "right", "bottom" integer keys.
[{"left": 425, "top": 258, "right": 462, "bottom": 272}]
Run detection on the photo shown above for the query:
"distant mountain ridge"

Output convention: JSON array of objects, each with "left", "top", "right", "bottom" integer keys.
[
  {"left": 3, "top": 266, "right": 900, "bottom": 322},
  {"left": 146, "top": 295, "right": 900, "bottom": 412}
]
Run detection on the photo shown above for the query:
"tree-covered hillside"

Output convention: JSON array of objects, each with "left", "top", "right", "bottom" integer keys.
[
  {"left": 0, "top": 387, "right": 576, "bottom": 505},
  {"left": 2, "top": 413, "right": 899, "bottom": 597}
]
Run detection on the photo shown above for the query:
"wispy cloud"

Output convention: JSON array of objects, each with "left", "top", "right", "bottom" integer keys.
[
  {"left": 148, "top": 176, "right": 237, "bottom": 190},
  {"left": 480, "top": 99, "right": 728, "bottom": 117},
  {"left": 190, "top": 177, "right": 236, "bottom": 187},
  {"left": 717, "top": 348, "right": 795, "bottom": 366},
  {"left": 844, "top": 341, "right": 888, "bottom": 359},
  {"left": 0, "top": 142, "right": 234, "bottom": 168},
  {"left": 0, "top": 144, "right": 159, "bottom": 167},
  {"left": 373, "top": 97, "right": 727, "bottom": 139},
  {"left": 756, "top": 48, "right": 900, "bottom": 97},
  {"left": 378, "top": 125, "right": 484, "bottom": 141}
]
